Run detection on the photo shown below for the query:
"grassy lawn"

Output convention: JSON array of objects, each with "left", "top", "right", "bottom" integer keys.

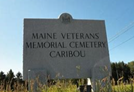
[
  {"left": 0, "top": 79, "right": 134, "bottom": 92},
  {"left": 112, "top": 84, "right": 134, "bottom": 92}
]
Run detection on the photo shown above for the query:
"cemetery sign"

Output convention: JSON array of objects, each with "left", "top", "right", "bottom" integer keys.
[{"left": 23, "top": 13, "right": 111, "bottom": 80}]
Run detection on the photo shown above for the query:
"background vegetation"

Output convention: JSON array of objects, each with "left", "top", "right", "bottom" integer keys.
[
  {"left": 0, "top": 61, "right": 134, "bottom": 91},
  {"left": 111, "top": 61, "right": 134, "bottom": 84}
]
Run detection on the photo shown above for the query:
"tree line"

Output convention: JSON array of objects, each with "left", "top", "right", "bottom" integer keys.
[
  {"left": 111, "top": 61, "right": 134, "bottom": 84},
  {"left": 0, "top": 69, "right": 25, "bottom": 90}
]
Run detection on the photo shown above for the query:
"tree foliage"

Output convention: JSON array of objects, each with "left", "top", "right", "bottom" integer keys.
[
  {"left": 0, "top": 71, "right": 6, "bottom": 81},
  {"left": 6, "top": 69, "right": 14, "bottom": 81},
  {"left": 0, "top": 70, "right": 25, "bottom": 90},
  {"left": 16, "top": 71, "right": 22, "bottom": 79},
  {"left": 128, "top": 61, "right": 134, "bottom": 76},
  {"left": 111, "top": 61, "right": 132, "bottom": 84}
]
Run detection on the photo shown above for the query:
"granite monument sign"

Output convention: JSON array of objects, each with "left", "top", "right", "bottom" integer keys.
[{"left": 23, "top": 13, "right": 111, "bottom": 81}]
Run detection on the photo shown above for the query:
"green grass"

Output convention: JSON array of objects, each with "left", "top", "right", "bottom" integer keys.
[
  {"left": 0, "top": 78, "right": 134, "bottom": 92},
  {"left": 112, "top": 83, "right": 134, "bottom": 92}
]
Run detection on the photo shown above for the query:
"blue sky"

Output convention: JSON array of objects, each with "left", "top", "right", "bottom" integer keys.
[{"left": 0, "top": 0, "right": 134, "bottom": 74}]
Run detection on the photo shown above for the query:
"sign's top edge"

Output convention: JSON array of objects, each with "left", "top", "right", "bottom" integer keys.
[
  {"left": 24, "top": 13, "right": 105, "bottom": 22},
  {"left": 23, "top": 18, "right": 105, "bottom": 21}
]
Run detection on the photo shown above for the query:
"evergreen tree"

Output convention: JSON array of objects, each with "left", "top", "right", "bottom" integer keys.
[
  {"left": 0, "top": 71, "right": 6, "bottom": 81},
  {"left": 111, "top": 61, "right": 131, "bottom": 84},
  {"left": 128, "top": 61, "right": 134, "bottom": 76},
  {"left": 16, "top": 72, "right": 22, "bottom": 79},
  {"left": 6, "top": 69, "right": 14, "bottom": 81}
]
